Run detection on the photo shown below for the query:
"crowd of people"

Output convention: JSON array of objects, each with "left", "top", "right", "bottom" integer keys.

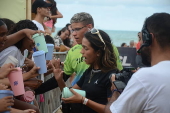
[{"left": 0, "top": 0, "right": 170, "bottom": 113}]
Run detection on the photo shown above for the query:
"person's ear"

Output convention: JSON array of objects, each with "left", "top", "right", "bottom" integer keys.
[
  {"left": 37, "top": 7, "right": 41, "bottom": 13},
  {"left": 87, "top": 24, "right": 93, "bottom": 31},
  {"left": 150, "top": 33, "right": 154, "bottom": 40},
  {"left": 96, "top": 50, "right": 101, "bottom": 57}
]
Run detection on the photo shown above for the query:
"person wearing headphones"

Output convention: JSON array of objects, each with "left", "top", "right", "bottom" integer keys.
[{"left": 105, "top": 13, "right": 170, "bottom": 113}]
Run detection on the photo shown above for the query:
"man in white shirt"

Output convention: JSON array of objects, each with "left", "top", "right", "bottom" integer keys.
[
  {"left": 105, "top": 13, "right": 170, "bottom": 113},
  {"left": 32, "top": 0, "right": 52, "bottom": 31}
]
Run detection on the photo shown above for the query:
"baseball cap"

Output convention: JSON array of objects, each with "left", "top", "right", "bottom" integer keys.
[{"left": 32, "top": 0, "right": 52, "bottom": 13}]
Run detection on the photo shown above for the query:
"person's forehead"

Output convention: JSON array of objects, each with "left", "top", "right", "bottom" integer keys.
[
  {"left": 0, "top": 25, "right": 7, "bottom": 33},
  {"left": 71, "top": 22, "right": 84, "bottom": 29}
]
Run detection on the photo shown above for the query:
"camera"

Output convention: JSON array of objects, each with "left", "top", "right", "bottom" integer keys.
[{"left": 110, "top": 67, "right": 135, "bottom": 90}]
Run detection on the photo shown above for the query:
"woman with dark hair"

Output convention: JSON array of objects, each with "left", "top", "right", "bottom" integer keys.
[
  {"left": 52, "top": 29, "right": 118, "bottom": 113},
  {"left": 54, "top": 26, "right": 70, "bottom": 51},
  {"left": 44, "top": 0, "right": 63, "bottom": 32}
]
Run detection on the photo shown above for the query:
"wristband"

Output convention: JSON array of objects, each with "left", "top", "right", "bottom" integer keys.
[
  {"left": 112, "top": 89, "right": 122, "bottom": 94},
  {"left": 83, "top": 98, "right": 88, "bottom": 105}
]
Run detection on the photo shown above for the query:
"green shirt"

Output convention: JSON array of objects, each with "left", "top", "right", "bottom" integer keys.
[
  {"left": 113, "top": 45, "right": 123, "bottom": 71},
  {"left": 64, "top": 44, "right": 123, "bottom": 86}
]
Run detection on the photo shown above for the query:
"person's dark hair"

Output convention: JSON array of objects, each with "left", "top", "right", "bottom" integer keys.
[
  {"left": 8, "top": 20, "right": 38, "bottom": 49},
  {"left": 146, "top": 13, "right": 170, "bottom": 48},
  {"left": 57, "top": 27, "right": 68, "bottom": 36},
  {"left": 57, "top": 26, "right": 71, "bottom": 47},
  {"left": 63, "top": 38, "right": 71, "bottom": 48},
  {"left": 0, "top": 20, "right": 5, "bottom": 26},
  {"left": 0, "top": 18, "right": 15, "bottom": 33},
  {"left": 84, "top": 30, "right": 117, "bottom": 72},
  {"left": 45, "top": 35, "right": 55, "bottom": 45},
  {"left": 66, "top": 23, "right": 71, "bottom": 28},
  {"left": 121, "top": 43, "right": 126, "bottom": 47},
  {"left": 70, "top": 12, "right": 94, "bottom": 27},
  {"left": 32, "top": 0, "right": 52, "bottom": 14},
  {"left": 46, "top": 0, "right": 57, "bottom": 24}
]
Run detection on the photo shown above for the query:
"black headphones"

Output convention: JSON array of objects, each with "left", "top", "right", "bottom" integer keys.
[{"left": 137, "top": 18, "right": 152, "bottom": 53}]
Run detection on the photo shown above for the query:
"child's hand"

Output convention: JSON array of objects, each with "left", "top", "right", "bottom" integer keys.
[
  {"left": 0, "top": 63, "right": 17, "bottom": 79},
  {"left": 0, "top": 83, "right": 8, "bottom": 90},
  {"left": 0, "top": 96, "right": 14, "bottom": 112}
]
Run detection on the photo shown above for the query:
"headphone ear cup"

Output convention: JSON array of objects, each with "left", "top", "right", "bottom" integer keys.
[{"left": 142, "top": 30, "right": 152, "bottom": 46}]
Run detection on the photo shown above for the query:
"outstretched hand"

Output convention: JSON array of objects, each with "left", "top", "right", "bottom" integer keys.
[
  {"left": 50, "top": 58, "right": 63, "bottom": 81},
  {"left": 28, "top": 65, "right": 40, "bottom": 78},
  {"left": 0, "top": 83, "right": 8, "bottom": 90},
  {"left": 0, "top": 63, "right": 18, "bottom": 79},
  {"left": 110, "top": 74, "right": 116, "bottom": 91},
  {"left": 0, "top": 96, "right": 14, "bottom": 112},
  {"left": 24, "top": 58, "right": 34, "bottom": 69},
  {"left": 62, "top": 88, "right": 82, "bottom": 104},
  {"left": 24, "top": 29, "right": 44, "bottom": 41}
]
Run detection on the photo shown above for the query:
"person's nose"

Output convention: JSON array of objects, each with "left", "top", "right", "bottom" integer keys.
[
  {"left": 72, "top": 31, "right": 77, "bottom": 36},
  {"left": 80, "top": 48, "right": 84, "bottom": 54}
]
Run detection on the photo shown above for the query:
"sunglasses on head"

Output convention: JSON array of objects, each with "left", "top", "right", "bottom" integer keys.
[{"left": 91, "top": 28, "right": 106, "bottom": 50}]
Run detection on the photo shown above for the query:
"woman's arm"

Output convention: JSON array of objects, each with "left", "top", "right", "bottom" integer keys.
[
  {"left": 50, "top": 10, "right": 63, "bottom": 19},
  {"left": 10, "top": 108, "right": 36, "bottom": 113},
  {"left": 72, "top": 84, "right": 81, "bottom": 90},
  {"left": 1, "top": 29, "right": 41, "bottom": 52},
  {"left": 0, "top": 66, "right": 39, "bottom": 86},
  {"left": 62, "top": 88, "right": 107, "bottom": 113},
  {"left": 83, "top": 97, "right": 106, "bottom": 113}
]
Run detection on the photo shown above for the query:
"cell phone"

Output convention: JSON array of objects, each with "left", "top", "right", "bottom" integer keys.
[{"left": 113, "top": 80, "right": 126, "bottom": 90}]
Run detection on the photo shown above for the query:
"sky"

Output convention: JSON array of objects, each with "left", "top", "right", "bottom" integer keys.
[{"left": 55, "top": 0, "right": 170, "bottom": 31}]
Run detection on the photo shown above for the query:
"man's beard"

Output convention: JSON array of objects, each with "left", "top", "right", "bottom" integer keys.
[{"left": 140, "top": 47, "right": 151, "bottom": 67}]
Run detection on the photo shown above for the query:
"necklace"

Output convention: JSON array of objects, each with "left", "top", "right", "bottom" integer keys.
[
  {"left": 88, "top": 69, "right": 101, "bottom": 83},
  {"left": 88, "top": 71, "right": 94, "bottom": 83}
]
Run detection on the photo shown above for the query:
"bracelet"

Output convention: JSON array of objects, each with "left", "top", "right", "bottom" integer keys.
[
  {"left": 83, "top": 98, "right": 88, "bottom": 105},
  {"left": 112, "top": 89, "right": 122, "bottom": 94}
]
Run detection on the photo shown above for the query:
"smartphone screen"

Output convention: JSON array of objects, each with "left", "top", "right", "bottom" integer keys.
[{"left": 113, "top": 80, "right": 126, "bottom": 90}]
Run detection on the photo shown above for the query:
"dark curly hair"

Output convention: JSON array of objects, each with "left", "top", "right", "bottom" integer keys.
[{"left": 8, "top": 19, "right": 38, "bottom": 49}]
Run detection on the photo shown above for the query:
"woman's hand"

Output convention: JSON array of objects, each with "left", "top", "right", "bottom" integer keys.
[
  {"left": 0, "top": 63, "right": 17, "bottom": 79},
  {"left": 23, "top": 29, "right": 44, "bottom": 41},
  {"left": 110, "top": 74, "right": 116, "bottom": 91},
  {"left": 24, "top": 58, "right": 35, "bottom": 69},
  {"left": 0, "top": 96, "right": 14, "bottom": 112},
  {"left": 28, "top": 65, "right": 40, "bottom": 78},
  {"left": 62, "top": 89, "right": 83, "bottom": 104}
]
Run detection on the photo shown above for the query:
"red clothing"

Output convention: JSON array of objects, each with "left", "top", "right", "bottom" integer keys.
[
  {"left": 136, "top": 42, "right": 140, "bottom": 55},
  {"left": 136, "top": 42, "right": 140, "bottom": 50}
]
